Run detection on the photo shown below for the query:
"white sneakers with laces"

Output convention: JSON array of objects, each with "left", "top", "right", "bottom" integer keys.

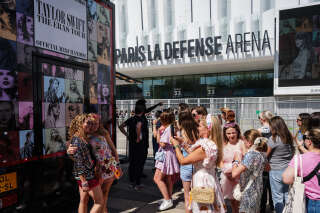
[{"left": 158, "top": 199, "right": 173, "bottom": 211}]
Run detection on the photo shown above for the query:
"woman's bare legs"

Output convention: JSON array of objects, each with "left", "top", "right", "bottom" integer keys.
[
  {"left": 166, "top": 176, "right": 173, "bottom": 198},
  {"left": 78, "top": 186, "right": 89, "bottom": 213},
  {"left": 230, "top": 199, "right": 239, "bottom": 213},
  {"left": 101, "top": 177, "right": 115, "bottom": 213},
  {"left": 88, "top": 185, "right": 104, "bottom": 213},
  {"left": 182, "top": 181, "right": 192, "bottom": 213},
  {"left": 153, "top": 169, "right": 170, "bottom": 200}
]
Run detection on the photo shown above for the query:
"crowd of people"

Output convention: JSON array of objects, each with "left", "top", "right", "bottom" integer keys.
[
  {"left": 65, "top": 99, "right": 319, "bottom": 213},
  {"left": 119, "top": 100, "right": 319, "bottom": 213}
]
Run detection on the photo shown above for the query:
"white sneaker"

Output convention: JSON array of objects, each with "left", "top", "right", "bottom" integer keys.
[{"left": 158, "top": 199, "right": 173, "bottom": 211}]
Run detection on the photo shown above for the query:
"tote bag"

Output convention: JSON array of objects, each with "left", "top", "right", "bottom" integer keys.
[{"left": 282, "top": 154, "right": 306, "bottom": 213}]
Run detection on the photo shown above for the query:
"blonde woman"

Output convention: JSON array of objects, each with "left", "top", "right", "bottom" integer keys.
[
  {"left": 68, "top": 113, "right": 121, "bottom": 213},
  {"left": 208, "top": 116, "right": 224, "bottom": 168},
  {"left": 258, "top": 111, "right": 273, "bottom": 138},
  {"left": 68, "top": 114, "right": 104, "bottom": 213}
]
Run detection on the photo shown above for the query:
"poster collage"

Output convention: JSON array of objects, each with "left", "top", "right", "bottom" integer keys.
[
  {"left": 0, "top": 0, "right": 113, "bottom": 164},
  {"left": 279, "top": 5, "right": 320, "bottom": 86}
]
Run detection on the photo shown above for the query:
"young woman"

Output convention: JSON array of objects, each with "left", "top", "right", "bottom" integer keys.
[
  {"left": 221, "top": 123, "right": 245, "bottom": 213},
  {"left": 282, "top": 128, "right": 320, "bottom": 213},
  {"left": 176, "top": 110, "right": 197, "bottom": 213},
  {"left": 86, "top": 113, "right": 120, "bottom": 213},
  {"left": 153, "top": 110, "right": 180, "bottom": 211},
  {"left": 267, "top": 116, "right": 294, "bottom": 213},
  {"left": 171, "top": 118, "right": 226, "bottom": 212},
  {"left": 296, "top": 113, "right": 311, "bottom": 141},
  {"left": 68, "top": 113, "right": 121, "bottom": 213},
  {"left": 257, "top": 111, "right": 274, "bottom": 212},
  {"left": 232, "top": 136, "right": 268, "bottom": 213},
  {"left": 69, "top": 114, "right": 103, "bottom": 213},
  {"left": 258, "top": 110, "right": 273, "bottom": 138}
]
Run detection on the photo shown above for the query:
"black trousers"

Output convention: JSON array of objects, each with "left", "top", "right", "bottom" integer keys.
[
  {"left": 128, "top": 142, "right": 144, "bottom": 185},
  {"left": 260, "top": 171, "right": 274, "bottom": 212}
]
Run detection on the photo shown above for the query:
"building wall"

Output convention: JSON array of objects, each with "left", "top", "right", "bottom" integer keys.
[{"left": 112, "top": 0, "right": 320, "bottom": 77}]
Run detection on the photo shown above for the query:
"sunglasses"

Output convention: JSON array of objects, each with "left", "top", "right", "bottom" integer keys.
[
  {"left": 192, "top": 113, "right": 197, "bottom": 117},
  {"left": 303, "top": 135, "right": 310, "bottom": 141},
  {"left": 297, "top": 118, "right": 302, "bottom": 122},
  {"left": 224, "top": 122, "right": 237, "bottom": 128}
]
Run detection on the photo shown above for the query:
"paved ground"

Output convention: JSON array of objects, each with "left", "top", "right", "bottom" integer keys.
[
  {"left": 108, "top": 158, "right": 275, "bottom": 213},
  {"left": 108, "top": 159, "right": 185, "bottom": 213}
]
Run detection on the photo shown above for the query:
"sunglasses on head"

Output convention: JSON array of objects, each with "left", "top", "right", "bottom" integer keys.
[
  {"left": 303, "top": 135, "right": 310, "bottom": 141},
  {"left": 224, "top": 122, "right": 237, "bottom": 128}
]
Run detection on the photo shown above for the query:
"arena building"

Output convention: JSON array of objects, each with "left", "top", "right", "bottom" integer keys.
[{"left": 112, "top": 0, "right": 320, "bottom": 99}]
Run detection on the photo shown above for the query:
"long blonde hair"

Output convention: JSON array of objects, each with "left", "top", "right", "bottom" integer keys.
[
  {"left": 208, "top": 116, "right": 223, "bottom": 166},
  {"left": 199, "top": 117, "right": 223, "bottom": 166},
  {"left": 69, "top": 114, "right": 90, "bottom": 141}
]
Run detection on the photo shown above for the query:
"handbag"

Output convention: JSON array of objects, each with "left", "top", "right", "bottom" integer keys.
[
  {"left": 282, "top": 154, "right": 306, "bottom": 213},
  {"left": 233, "top": 151, "right": 261, "bottom": 201},
  {"left": 190, "top": 168, "right": 215, "bottom": 204},
  {"left": 155, "top": 149, "right": 165, "bottom": 162},
  {"left": 190, "top": 187, "right": 215, "bottom": 204},
  {"left": 233, "top": 175, "right": 256, "bottom": 201}
]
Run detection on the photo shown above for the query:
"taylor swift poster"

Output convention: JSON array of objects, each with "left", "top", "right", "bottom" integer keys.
[
  {"left": 65, "top": 103, "right": 83, "bottom": 126},
  {"left": 43, "top": 76, "right": 65, "bottom": 103},
  {"left": 65, "top": 79, "right": 84, "bottom": 103},
  {"left": 44, "top": 127, "right": 66, "bottom": 155},
  {"left": 89, "top": 62, "right": 98, "bottom": 104},
  {"left": 65, "top": 67, "right": 84, "bottom": 81},
  {"left": 0, "top": 69, "right": 17, "bottom": 101},
  {"left": 0, "top": 101, "right": 18, "bottom": 130},
  {"left": 18, "top": 101, "right": 33, "bottom": 130},
  {"left": 19, "top": 130, "right": 34, "bottom": 159},
  {"left": 0, "top": 6, "right": 16, "bottom": 41},
  {"left": 97, "top": 23, "right": 110, "bottom": 65},
  {"left": 17, "top": 43, "right": 35, "bottom": 73},
  {"left": 44, "top": 102, "right": 65, "bottom": 128},
  {"left": 16, "top": 12, "right": 34, "bottom": 46},
  {"left": 88, "top": 40, "right": 97, "bottom": 61}
]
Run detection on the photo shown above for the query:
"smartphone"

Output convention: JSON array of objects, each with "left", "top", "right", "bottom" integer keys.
[{"left": 170, "top": 124, "right": 175, "bottom": 137}]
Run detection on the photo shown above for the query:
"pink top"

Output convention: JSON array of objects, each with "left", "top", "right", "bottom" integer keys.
[
  {"left": 288, "top": 152, "right": 320, "bottom": 200},
  {"left": 159, "top": 126, "right": 171, "bottom": 144},
  {"left": 220, "top": 140, "right": 244, "bottom": 199}
]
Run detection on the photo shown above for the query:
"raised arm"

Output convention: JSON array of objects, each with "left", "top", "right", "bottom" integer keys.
[{"left": 119, "top": 119, "right": 129, "bottom": 137}]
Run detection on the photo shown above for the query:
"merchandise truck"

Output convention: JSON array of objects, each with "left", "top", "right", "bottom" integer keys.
[{"left": 0, "top": 0, "right": 117, "bottom": 212}]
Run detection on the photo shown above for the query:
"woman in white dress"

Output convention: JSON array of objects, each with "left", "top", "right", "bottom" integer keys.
[{"left": 171, "top": 116, "right": 226, "bottom": 213}]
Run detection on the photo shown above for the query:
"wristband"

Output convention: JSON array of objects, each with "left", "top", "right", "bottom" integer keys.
[
  {"left": 174, "top": 144, "right": 180, "bottom": 149},
  {"left": 232, "top": 160, "right": 239, "bottom": 166}
]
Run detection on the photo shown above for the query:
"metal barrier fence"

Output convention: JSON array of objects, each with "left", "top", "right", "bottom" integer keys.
[{"left": 116, "top": 96, "right": 320, "bottom": 158}]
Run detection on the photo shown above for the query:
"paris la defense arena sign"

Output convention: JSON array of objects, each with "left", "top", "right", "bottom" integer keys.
[
  {"left": 34, "top": 0, "right": 88, "bottom": 59},
  {"left": 116, "top": 30, "right": 271, "bottom": 64}
]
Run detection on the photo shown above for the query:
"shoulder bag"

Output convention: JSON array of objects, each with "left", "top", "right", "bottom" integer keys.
[
  {"left": 233, "top": 151, "right": 261, "bottom": 201},
  {"left": 155, "top": 149, "right": 165, "bottom": 162},
  {"left": 282, "top": 154, "right": 306, "bottom": 213}
]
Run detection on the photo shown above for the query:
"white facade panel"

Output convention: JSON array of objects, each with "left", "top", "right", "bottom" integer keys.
[{"left": 111, "top": 0, "right": 313, "bottom": 80}]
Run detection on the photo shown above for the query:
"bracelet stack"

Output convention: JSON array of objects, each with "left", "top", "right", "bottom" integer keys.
[{"left": 81, "top": 181, "right": 89, "bottom": 187}]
